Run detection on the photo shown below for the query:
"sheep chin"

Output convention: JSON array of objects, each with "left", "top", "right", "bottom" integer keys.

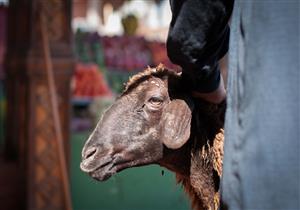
[
  {"left": 90, "top": 157, "right": 157, "bottom": 182},
  {"left": 89, "top": 162, "right": 116, "bottom": 181},
  {"left": 88, "top": 157, "right": 134, "bottom": 181}
]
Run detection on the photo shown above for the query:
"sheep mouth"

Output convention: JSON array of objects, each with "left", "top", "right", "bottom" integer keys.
[
  {"left": 88, "top": 161, "right": 115, "bottom": 181},
  {"left": 81, "top": 150, "right": 155, "bottom": 181},
  {"left": 81, "top": 156, "right": 135, "bottom": 181}
]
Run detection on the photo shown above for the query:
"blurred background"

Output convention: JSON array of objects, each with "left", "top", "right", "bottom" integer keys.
[{"left": 0, "top": 0, "right": 190, "bottom": 210}]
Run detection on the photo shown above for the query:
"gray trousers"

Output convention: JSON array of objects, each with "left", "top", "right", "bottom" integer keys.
[{"left": 221, "top": 1, "right": 300, "bottom": 209}]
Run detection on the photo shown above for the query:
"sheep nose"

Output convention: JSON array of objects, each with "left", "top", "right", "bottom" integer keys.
[{"left": 82, "top": 147, "right": 97, "bottom": 160}]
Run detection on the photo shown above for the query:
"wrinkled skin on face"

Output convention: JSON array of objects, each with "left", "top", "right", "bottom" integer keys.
[{"left": 80, "top": 72, "right": 193, "bottom": 181}]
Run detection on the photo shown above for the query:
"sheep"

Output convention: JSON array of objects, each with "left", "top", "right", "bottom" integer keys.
[{"left": 80, "top": 64, "right": 225, "bottom": 210}]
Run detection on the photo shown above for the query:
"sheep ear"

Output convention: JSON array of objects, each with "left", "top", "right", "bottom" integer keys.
[{"left": 160, "top": 99, "right": 192, "bottom": 149}]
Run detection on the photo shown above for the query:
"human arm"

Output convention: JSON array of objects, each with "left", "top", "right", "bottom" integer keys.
[
  {"left": 166, "top": 0, "right": 233, "bottom": 104},
  {"left": 191, "top": 73, "right": 226, "bottom": 104}
]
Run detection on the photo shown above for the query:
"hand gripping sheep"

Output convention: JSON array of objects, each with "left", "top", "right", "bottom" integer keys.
[{"left": 80, "top": 65, "right": 225, "bottom": 210}]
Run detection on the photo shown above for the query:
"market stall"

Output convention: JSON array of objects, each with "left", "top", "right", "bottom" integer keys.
[{"left": 0, "top": 1, "right": 189, "bottom": 210}]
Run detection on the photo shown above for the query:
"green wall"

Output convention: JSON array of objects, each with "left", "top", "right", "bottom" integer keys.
[{"left": 71, "top": 132, "right": 191, "bottom": 210}]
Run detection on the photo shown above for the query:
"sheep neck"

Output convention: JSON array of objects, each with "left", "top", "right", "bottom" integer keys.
[{"left": 161, "top": 102, "right": 225, "bottom": 210}]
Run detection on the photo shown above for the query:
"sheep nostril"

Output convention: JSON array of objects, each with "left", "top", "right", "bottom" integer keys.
[{"left": 84, "top": 147, "right": 97, "bottom": 159}]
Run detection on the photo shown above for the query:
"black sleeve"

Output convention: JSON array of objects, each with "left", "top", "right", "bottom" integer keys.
[{"left": 167, "top": 0, "right": 234, "bottom": 93}]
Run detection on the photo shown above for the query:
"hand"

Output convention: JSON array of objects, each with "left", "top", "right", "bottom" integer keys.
[{"left": 191, "top": 74, "right": 226, "bottom": 104}]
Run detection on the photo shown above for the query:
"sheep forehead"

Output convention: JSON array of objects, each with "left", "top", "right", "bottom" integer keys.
[
  {"left": 148, "top": 77, "right": 166, "bottom": 89},
  {"left": 134, "top": 77, "right": 166, "bottom": 94}
]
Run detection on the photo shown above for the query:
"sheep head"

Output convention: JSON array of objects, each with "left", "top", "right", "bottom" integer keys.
[{"left": 80, "top": 66, "right": 193, "bottom": 181}]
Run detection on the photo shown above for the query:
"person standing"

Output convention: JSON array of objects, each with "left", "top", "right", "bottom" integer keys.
[{"left": 166, "top": 0, "right": 300, "bottom": 209}]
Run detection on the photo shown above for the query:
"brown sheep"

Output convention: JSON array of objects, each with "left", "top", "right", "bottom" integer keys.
[{"left": 80, "top": 65, "right": 225, "bottom": 210}]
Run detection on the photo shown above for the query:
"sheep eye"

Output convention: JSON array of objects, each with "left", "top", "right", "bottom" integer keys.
[{"left": 148, "top": 96, "right": 163, "bottom": 106}]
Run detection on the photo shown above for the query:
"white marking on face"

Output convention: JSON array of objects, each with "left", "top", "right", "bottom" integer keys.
[
  {"left": 150, "top": 80, "right": 161, "bottom": 87},
  {"left": 121, "top": 130, "right": 127, "bottom": 135}
]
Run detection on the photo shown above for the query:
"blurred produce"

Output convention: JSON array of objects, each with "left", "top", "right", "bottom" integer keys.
[
  {"left": 122, "top": 14, "right": 138, "bottom": 36},
  {"left": 72, "top": 63, "right": 112, "bottom": 98},
  {"left": 72, "top": 30, "right": 180, "bottom": 132},
  {"left": 102, "top": 35, "right": 151, "bottom": 71},
  {"left": 74, "top": 30, "right": 177, "bottom": 74},
  {"left": 147, "top": 40, "right": 180, "bottom": 71},
  {"left": 75, "top": 30, "right": 105, "bottom": 67}
]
